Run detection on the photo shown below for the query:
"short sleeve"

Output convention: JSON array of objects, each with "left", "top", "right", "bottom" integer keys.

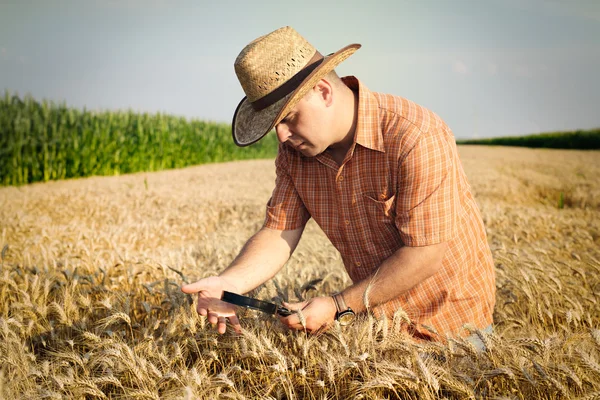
[
  {"left": 264, "top": 144, "right": 311, "bottom": 230},
  {"left": 395, "top": 129, "right": 459, "bottom": 246}
]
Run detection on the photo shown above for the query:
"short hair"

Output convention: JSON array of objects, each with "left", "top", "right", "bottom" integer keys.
[
  {"left": 303, "top": 69, "right": 344, "bottom": 101},
  {"left": 324, "top": 70, "right": 343, "bottom": 89}
]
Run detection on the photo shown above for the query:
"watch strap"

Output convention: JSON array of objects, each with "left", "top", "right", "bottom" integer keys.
[{"left": 332, "top": 293, "right": 348, "bottom": 313}]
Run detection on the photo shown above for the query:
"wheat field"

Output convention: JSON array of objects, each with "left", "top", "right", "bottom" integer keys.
[{"left": 1, "top": 145, "right": 599, "bottom": 399}]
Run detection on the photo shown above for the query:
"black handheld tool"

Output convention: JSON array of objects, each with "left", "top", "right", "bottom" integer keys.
[{"left": 221, "top": 291, "right": 293, "bottom": 317}]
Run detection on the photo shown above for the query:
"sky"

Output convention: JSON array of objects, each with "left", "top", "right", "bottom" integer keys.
[{"left": 1, "top": 0, "right": 599, "bottom": 139}]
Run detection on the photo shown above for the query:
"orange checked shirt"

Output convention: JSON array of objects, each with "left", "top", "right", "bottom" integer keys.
[{"left": 264, "top": 76, "right": 496, "bottom": 340}]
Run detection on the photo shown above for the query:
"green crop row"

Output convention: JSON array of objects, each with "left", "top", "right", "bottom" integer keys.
[
  {"left": 0, "top": 92, "right": 279, "bottom": 186},
  {"left": 456, "top": 129, "right": 600, "bottom": 149}
]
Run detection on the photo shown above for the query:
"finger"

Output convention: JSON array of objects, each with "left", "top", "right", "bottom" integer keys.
[
  {"left": 196, "top": 294, "right": 208, "bottom": 315},
  {"left": 181, "top": 282, "right": 202, "bottom": 294},
  {"left": 287, "top": 323, "right": 310, "bottom": 332},
  {"left": 289, "top": 322, "right": 328, "bottom": 333},
  {"left": 207, "top": 311, "right": 219, "bottom": 325},
  {"left": 280, "top": 313, "right": 307, "bottom": 329},
  {"left": 217, "top": 316, "right": 227, "bottom": 334},
  {"left": 228, "top": 314, "right": 242, "bottom": 333},
  {"left": 282, "top": 301, "right": 308, "bottom": 311},
  {"left": 181, "top": 279, "right": 218, "bottom": 294},
  {"left": 313, "top": 323, "right": 330, "bottom": 334},
  {"left": 279, "top": 312, "right": 301, "bottom": 327}
]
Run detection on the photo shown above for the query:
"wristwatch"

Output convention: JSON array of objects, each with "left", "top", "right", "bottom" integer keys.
[{"left": 332, "top": 293, "right": 355, "bottom": 326}]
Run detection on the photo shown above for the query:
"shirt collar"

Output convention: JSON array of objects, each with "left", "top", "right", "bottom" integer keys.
[{"left": 342, "top": 76, "right": 385, "bottom": 153}]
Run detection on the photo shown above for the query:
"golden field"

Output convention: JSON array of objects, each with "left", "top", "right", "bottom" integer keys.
[{"left": 0, "top": 145, "right": 599, "bottom": 399}]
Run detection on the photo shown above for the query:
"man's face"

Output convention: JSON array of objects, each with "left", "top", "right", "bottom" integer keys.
[{"left": 274, "top": 88, "right": 333, "bottom": 157}]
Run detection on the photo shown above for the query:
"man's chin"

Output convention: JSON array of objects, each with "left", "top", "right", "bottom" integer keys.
[
  {"left": 292, "top": 144, "right": 315, "bottom": 156},
  {"left": 301, "top": 147, "right": 322, "bottom": 157}
]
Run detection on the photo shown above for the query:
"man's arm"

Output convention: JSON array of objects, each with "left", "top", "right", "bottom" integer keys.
[
  {"left": 280, "top": 241, "right": 447, "bottom": 332},
  {"left": 219, "top": 226, "right": 304, "bottom": 293},
  {"left": 181, "top": 225, "right": 304, "bottom": 333},
  {"left": 341, "top": 241, "right": 447, "bottom": 313}
]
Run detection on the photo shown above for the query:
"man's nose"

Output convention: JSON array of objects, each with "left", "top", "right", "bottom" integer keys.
[{"left": 275, "top": 123, "right": 291, "bottom": 143}]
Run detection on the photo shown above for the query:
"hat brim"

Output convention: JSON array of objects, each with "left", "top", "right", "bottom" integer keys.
[{"left": 232, "top": 43, "right": 361, "bottom": 147}]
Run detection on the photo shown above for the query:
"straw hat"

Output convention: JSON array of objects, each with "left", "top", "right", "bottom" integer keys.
[{"left": 232, "top": 26, "right": 361, "bottom": 146}]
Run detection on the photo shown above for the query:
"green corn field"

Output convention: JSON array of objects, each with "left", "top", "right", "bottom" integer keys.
[
  {"left": 456, "top": 128, "right": 600, "bottom": 149},
  {"left": 0, "top": 91, "right": 279, "bottom": 186}
]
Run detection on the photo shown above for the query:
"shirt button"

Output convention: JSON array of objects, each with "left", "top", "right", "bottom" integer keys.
[
  {"left": 355, "top": 261, "right": 361, "bottom": 267},
  {"left": 338, "top": 176, "right": 344, "bottom": 182},
  {"left": 352, "top": 199, "right": 356, "bottom": 205},
  {"left": 345, "top": 219, "right": 350, "bottom": 225},
  {"left": 379, "top": 193, "right": 386, "bottom": 200}
]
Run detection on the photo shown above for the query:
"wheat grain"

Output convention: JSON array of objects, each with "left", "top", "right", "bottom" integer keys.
[
  {"left": 92, "top": 375, "right": 123, "bottom": 389},
  {"left": 591, "top": 329, "right": 600, "bottom": 348},
  {"left": 124, "top": 388, "right": 160, "bottom": 400},
  {"left": 414, "top": 351, "right": 440, "bottom": 392},
  {"left": 439, "top": 373, "right": 475, "bottom": 400},
  {"left": 557, "top": 364, "right": 583, "bottom": 390},
  {"left": 577, "top": 349, "right": 600, "bottom": 376},
  {"left": 97, "top": 312, "right": 131, "bottom": 330},
  {"left": 72, "top": 378, "right": 108, "bottom": 399}
]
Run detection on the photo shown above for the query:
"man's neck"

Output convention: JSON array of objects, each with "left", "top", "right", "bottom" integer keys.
[{"left": 326, "top": 88, "right": 359, "bottom": 164}]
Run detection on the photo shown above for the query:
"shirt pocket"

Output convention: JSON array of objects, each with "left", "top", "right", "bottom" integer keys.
[
  {"left": 362, "top": 194, "right": 397, "bottom": 221},
  {"left": 361, "top": 194, "right": 400, "bottom": 247}
]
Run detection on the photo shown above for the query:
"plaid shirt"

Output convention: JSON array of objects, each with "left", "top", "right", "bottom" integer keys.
[{"left": 264, "top": 76, "right": 496, "bottom": 339}]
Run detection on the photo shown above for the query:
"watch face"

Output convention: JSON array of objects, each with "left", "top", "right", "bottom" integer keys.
[{"left": 338, "top": 311, "right": 355, "bottom": 326}]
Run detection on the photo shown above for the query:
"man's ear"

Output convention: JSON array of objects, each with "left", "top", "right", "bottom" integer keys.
[{"left": 314, "top": 79, "right": 334, "bottom": 107}]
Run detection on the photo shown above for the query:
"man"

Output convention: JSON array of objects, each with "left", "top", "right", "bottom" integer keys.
[{"left": 181, "top": 26, "right": 496, "bottom": 342}]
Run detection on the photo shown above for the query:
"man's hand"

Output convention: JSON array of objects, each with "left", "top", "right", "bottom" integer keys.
[
  {"left": 279, "top": 296, "right": 337, "bottom": 333},
  {"left": 181, "top": 276, "right": 242, "bottom": 334}
]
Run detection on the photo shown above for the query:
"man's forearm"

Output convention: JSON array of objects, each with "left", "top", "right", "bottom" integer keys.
[
  {"left": 340, "top": 242, "right": 448, "bottom": 314},
  {"left": 218, "top": 226, "right": 304, "bottom": 294}
]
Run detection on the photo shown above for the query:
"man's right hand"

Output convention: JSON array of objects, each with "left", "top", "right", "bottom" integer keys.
[{"left": 181, "top": 276, "right": 242, "bottom": 334}]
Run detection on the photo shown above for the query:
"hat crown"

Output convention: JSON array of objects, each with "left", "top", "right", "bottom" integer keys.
[{"left": 234, "top": 26, "right": 317, "bottom": 102}]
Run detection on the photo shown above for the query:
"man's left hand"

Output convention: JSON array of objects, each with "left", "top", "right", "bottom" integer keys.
[{"left": 279, "top": 296, "right": 337, "bottom": 333}]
